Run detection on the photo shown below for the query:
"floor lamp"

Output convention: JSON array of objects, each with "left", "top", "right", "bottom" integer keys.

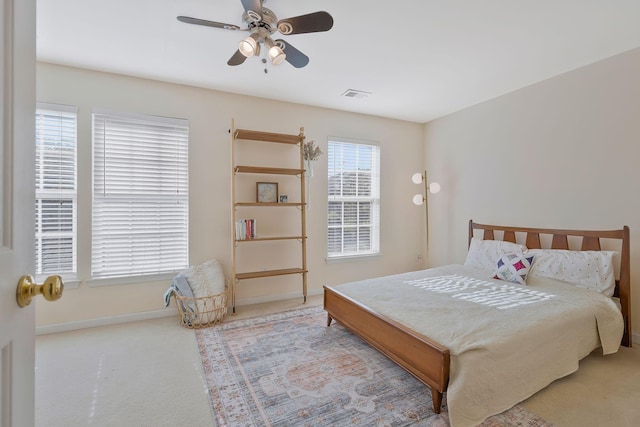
[{"left": 412, "top": 170, "right": 440, "bottom": 255}]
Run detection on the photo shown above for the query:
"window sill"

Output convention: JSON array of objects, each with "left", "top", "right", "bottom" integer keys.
[
  {"left": 325, "top": 253, "right": 381, "bottom": 264},
  {"left": 88, "top": 272, "right": 177, "bottom": 287}
]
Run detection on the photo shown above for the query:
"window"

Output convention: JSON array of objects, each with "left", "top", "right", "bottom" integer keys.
[
  {"left": 35, "top": 103, "right": 77, "bottom": 279},
  {"left": 327, "top": 138, "right": 380, "bottom": 258},
  {"left": 92, "top": 110, "right": 189, "bottom": 279}
]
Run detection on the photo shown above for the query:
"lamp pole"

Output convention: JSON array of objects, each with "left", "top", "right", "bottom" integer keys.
[
  {"left": 413, "top": 170, "right": 439, "bottom": 266},
  {"left": 423, "top": 170, "right": 429, "bottom": 257}
]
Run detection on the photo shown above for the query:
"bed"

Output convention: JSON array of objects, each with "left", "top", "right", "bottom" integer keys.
[{"left": 323, "top": 220, "right": 631, "bottom": 427}]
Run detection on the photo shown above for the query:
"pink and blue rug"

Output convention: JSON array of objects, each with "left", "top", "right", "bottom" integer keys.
[{"left": 196, "top": 306, "right": 552, "bottom": 426}]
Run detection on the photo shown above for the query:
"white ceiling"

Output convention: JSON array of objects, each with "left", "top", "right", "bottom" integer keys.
[{"left": 37, "top": 0, "right": 640, "bottom": 123}]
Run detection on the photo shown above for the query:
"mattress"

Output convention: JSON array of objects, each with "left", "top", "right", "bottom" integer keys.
[{"left": 333, "top": 264, "right": 624, "bottom": 427}]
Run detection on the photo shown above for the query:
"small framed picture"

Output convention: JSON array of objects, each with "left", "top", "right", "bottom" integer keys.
[
  {"left": 256, "top": 182, "right": 278, "bottom": 203},
  {"left": 279, "top": 195, "right": 288, "bottom": 203}
]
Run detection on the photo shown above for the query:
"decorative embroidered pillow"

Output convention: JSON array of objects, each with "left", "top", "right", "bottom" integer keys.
[
  {"left": 184, "top": 259, "right": 227, "bottom": 310},
  {"left": 464, "top": 237, "right": 528, "bottom": 272},
  {"left": 493, "top": 253, "right": 535, "bottom": 285},
  {"left": 526, "top": 249, "right": 617, "bottom": 296}
]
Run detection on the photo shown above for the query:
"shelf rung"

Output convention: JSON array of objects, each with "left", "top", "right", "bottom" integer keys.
[
  {"left": 236, "top": 236, "right": 304, "bottom": 242},
  {"left": 236, "top": 268, "right": 307, "bottom": 280},
  {"left": 235, "top": 165, "right": 302, "bottom": 175},
  {"left": 235, "top": 202, "right": 305, "bottom": 207},
  {"left": 235, "top": 129, "right": 300, "bottom": 144}
]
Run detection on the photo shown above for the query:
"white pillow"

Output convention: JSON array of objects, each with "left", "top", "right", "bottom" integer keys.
[
  {"left": 526, "top": 249, "right": 617, "bottom": 296},
  {"left": 464, "top": 237, "right": 527, "bottom": 272},
  {"left": 185, "top": 258, "right": 226, "bottom": 298}
]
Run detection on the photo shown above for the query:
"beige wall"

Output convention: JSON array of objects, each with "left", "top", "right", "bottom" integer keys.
[
  {"left": 425, "top": 47, "right": 640, "bottom": 337},
  {"left": 35, "top": 62, "right": 426, "bottom": 327}
]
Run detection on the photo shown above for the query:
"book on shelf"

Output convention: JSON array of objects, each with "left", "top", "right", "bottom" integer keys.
[{"left": 235, "top": 218, "right": 256, "bottom": 240}]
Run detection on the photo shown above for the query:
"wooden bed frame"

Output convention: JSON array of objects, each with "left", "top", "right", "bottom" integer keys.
[{"left": 323, "top": 220, "right": 631, "bottom": 413}]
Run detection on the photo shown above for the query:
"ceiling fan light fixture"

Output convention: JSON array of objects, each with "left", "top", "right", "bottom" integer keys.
[
  {"left": 269, "top": 45, "right": 286, "bottom": 65},
  {"left": 239, "top": 33, "right": 260, "bottom": 57},
  {"left": 266, "top": 37, "right": 286, "bottom": 65},
  {"left": 177, "top": 3, "right": 334, "bottom": 69}
]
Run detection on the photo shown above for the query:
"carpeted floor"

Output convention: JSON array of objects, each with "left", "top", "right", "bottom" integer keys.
[
  {"left": 35, "top": 295, "right": 640, "bottom": 426},
  {"left": 196, "top": 305, "right": 551, "bottom": 426}
]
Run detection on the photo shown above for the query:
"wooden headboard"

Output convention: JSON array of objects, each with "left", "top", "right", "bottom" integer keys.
[{"left": 469, "top": 220, "right": 632, "bottom": 348}]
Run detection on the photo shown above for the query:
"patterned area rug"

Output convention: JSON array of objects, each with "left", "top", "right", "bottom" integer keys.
[{"left": 196, "top": 306, "right": 552, "bottom": 427}]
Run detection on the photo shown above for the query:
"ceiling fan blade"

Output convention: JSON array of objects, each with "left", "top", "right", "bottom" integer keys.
[
  {"left": 227, "top": 50, "right": 248, "bottom": 66},
  {"left": 275, "top": 40, "right": 309, "bottom": 68},
  {"left": 277, "top": 11, "right": 333, "bottom": 35},
  {"left": 241, "top": 0, "right": 263, "bottom": 22},
  {"left": 177, "top": 16, "right": 241, "bottom": 31}
]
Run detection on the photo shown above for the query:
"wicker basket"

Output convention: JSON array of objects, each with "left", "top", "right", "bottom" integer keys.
[{"left": 173, "top": 286, "right": 228, "bottom": 328}]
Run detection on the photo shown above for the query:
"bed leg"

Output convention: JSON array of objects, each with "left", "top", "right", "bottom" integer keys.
[
  {"left": 327, "top": 314, "right": 333, "bottom": 327},
  {"left": 431, "top": 389, "right": 443, "bottom": 414}
]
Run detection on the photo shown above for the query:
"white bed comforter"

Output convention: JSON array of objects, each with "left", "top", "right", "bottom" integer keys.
[{"left": 334, "top": 264, "right": 623, "bottom": 427}]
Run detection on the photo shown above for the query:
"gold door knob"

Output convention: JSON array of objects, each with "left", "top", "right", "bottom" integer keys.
[{"left": 16, "top": 275, "right": 64, "bottom": 308}]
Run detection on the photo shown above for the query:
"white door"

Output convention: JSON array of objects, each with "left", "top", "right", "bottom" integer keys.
[{"left": 0, "top": 0, "right": 37, "bottom": 425}]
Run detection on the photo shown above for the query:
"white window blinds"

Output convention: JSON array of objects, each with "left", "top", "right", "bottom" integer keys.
[
  {"left": 327, "top": 138, "right": 380, "bottom": 258},
  {"left": 92, "top": 110, "right": 189, "bottom": 279},
  {"left": 35, "top": 103, "right": 78, "bottom": 278}
]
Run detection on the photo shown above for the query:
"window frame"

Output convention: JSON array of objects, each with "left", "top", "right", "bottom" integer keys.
[
  {"left": 34, "top": 102, "right": 78, "bottom": 281},
  {"left": 326, "top": 137, "right": 381, "bottom": 260},
  {"left": 90, "top": 108, "right": 189, "bottom": 282}
]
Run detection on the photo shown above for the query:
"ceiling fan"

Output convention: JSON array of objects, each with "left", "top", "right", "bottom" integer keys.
[{"left": 177, "top": 0, "right": 334, "bottom": 68}]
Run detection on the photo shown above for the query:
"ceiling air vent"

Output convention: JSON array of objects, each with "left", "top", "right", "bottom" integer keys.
[{"left": 341, "top": 89, "right": 371, "bottom": 99}]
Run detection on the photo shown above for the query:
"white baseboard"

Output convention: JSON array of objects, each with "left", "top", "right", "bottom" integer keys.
[
  {"left": 235, "top": 288, "right": 323, "bottom": 307},
  {"left": 36, "top": 308, "right": 176, "bottom": 335},
  {"left": 36, "top": 289, "right": 325, "bottom": 336}
]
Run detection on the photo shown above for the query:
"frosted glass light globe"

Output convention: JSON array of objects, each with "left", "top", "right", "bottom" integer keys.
[
  {"left": 269, "top": 46, "right": 286, "bottom": 65},
  {"left": 429, "top": 182, "right": 441, "bottom": 194},
  {"left": 411, "top": 172, "right": 423, "bottom": 185},
  {"left": 239, "top": 35, "right": 258, "bottom": 57},
  {"left": 412, "top": 194, "right": 424, "bottom": 206}
]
